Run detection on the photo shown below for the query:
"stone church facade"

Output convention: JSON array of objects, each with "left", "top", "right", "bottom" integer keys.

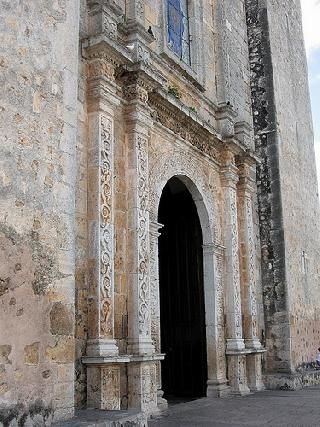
[{"left": 1, "top": 0, "right": 320, "bottom": 424}]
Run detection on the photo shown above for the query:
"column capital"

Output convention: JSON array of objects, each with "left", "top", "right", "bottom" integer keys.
[
  {"left": 237, "top": 160, "right": 256, "bottom": 194},
  {"left": 220, "top": 164, "right": 239, "bottom": 188}
]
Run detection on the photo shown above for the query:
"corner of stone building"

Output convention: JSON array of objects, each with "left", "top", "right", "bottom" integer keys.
[{"left": 245, "top": 0, "right": 292, "bottom": 377}]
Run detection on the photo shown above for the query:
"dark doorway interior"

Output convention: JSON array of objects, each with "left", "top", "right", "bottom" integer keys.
[{"left": 158, "top": 177, "right": 207, "bottom": 399}]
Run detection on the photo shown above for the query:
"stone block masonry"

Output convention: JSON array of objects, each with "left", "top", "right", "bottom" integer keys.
[{"left": 0, "top": 0, "right": 80, "bottom": 423}]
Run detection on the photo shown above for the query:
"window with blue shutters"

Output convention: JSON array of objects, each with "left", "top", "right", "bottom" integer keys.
[{"left": 167, "top": 0, "right": 191, "bottom": 65}]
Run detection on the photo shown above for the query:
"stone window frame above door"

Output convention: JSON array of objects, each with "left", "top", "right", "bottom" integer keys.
[{"left": 160, "top": 0, "right": 206, "bottom": 89}]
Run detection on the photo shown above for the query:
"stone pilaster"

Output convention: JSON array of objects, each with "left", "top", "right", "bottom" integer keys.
[
  {"left": 221, "top": 152, "right": 250, "bottom": 395},
  {"left": 83, "top": 23, "right": 130, "bottom": 410},
  {"left": 87, "top": 99, "right": 119, "bottom": 358},
  {"left": 221, "top": 154, "right": 244, "bottom": 351},
  {"left": 122, "top": 72, "right": 161, "bottom": 413},
  {"left": 203, "top": 243, "right": 229, "bottom": 397},
  {"left": 127, "top": 123, "right": 154, "bottom": 355},
  {"left": 237, "top": 159, "right": 265, "bottom": 391},
  {"left": 150, "top": 221, "right": 167, "bottom": 409},
  {"left": 237, "top": 160, "right": 261, "bottom": 349}
]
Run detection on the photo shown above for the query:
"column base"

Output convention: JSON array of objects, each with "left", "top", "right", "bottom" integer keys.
[
  {"left": 207, "top": 379, "right": 230, "bottom": 397},
  {"left": 157, "top": 389, "right": 168, "bottom": 410},
  {"left": 127, "top": 337, "right": 155, "bottom": 355},
  {"left": 86, "top": 338, "right": 119, "bottom": 357},
  {"left": 226, "top": 338, "right": 245, "bottom": 351},
  {"left": 245, "top": 338, "right": 262, "bottom": 350},
  {"left": 227, "top": 354, "right": 250, "bottom": 396},
  {"left": 246, "top": 352, "right": 265, "bottom": 391},
  {"left": 87, "top": 364, "right": 121, "bottom": 410},
  {"left": 128, "top": 361, "right": 158, "bottom": 413}
]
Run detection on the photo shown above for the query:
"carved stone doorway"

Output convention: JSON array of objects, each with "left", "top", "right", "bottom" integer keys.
[{"left": 158, "top": 177, "right": 207, "bottom": 399}]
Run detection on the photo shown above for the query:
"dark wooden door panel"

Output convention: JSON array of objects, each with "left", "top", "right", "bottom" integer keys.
[{"left": 158, "top": 178, "right": 207, "bottom": 398}]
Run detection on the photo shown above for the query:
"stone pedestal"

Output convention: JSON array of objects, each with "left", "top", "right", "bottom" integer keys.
[
  {"left": 226, "top": 352, "right": 250, "bottom": 396},
  {"left": 87, "top": 364, "right": 121, "bottom": 410},
  {"left": 128, "top": 355, "right": 164, "bottom": 413},
  {"left": 83, "top": 356, "right": 130, "bottom": 410},
  {"left": 246, "top": 351, "right": 265, "bottom": 391}
]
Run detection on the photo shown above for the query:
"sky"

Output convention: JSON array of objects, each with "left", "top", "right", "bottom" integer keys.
[{"left": 300, "top": 0, "right": 320, "bottom": 184}]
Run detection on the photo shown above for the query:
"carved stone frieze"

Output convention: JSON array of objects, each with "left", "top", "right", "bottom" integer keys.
[{"left": 148, "top": 92, "right": 219, "bottom": 161}]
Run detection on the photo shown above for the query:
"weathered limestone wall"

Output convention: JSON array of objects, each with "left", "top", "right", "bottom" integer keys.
[
  {"left": 266, "top": 0, "right": 320, "bottom": 369},
  {"left": 0, "top": 0, "right": 79, "bottom": 423},
  {"left": 246, "top": 0, "right": 320, "bottom": 375},
  {"left": 74, "top": 0, "right": 89, "bottom": 409}
]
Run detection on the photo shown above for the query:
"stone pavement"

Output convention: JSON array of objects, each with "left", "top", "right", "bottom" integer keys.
[{"left": 149, "top": 387, "right": 320, "bottom": 427}]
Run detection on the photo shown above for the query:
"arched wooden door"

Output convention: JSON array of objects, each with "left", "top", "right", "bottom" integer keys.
[{"left": 158, "top": 177, "right": 207, "bottom": 399}]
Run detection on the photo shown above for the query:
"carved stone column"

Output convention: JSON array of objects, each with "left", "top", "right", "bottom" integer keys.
[
  {"left": 221, "top": 152, "right": 250, "bottom": 395},
  {"left": 126, "top": 122, "right": 154, "bottom": 355},
  {"left": 123, "top": 73, "right": 163, "bottom": 413},
  {"left": 87, "top": 110, "right": 118, "bottom": 358},
  {"left": 204, "top": 243, "right": 229, "bottom": 397},
  {"left": 237, "top": 159, "right": 265, "bottom": 391},
  {"left": 82, "top": 4, "right": 133, "bottom": 408}
]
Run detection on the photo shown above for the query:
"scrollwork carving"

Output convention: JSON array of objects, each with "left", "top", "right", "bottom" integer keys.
[
  {"left": 230, "top": 190, "right": 242, "bottom": 339},
  {"left": 100, "top": 115, "right": 114, "bottom": 338},
  {"left": 137, "top": 135, "right": 151, "bottom": 336}
]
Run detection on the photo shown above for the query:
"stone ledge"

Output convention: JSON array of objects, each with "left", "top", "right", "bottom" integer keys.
[{"left": 53, "top": 409, "right": 147, "bottom": 427}]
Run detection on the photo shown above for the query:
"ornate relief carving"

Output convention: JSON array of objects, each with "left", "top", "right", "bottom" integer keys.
[
  {"left": 230, "top": 189, "right": 242, "bottom": 339},
  {"left": 141, "top": 364, "right": 157, "bottom": 411},
  {"left": 148, "top": 149, "right": 220, "bottom": 243},
  {"left": 245, "top": 195, "right": 259, "bottom": 340},
  {"left": 101, "top": 366, "right": 120, "bottom": 410},
  {"left": 148, "top": 94, "right": 218, "bottom": 161},
  {"left": 149, "top": 223, "right": 161, "bottom": 351},
  {"left": 137, "top": 135, "right": 151, "bottom": 336},
  {"left": 100, "top": 115, "right": 113, "bottom": 337},
  {"left": 103, "top": 11, "right": 117, "bottom": 39},
  {"left": 120, "top": 73, "right": 151, "bottom": 104}
]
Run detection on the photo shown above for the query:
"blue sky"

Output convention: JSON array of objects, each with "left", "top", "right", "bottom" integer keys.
[{"left": 301, "top": 0, "right": 320, "bottom": 183}]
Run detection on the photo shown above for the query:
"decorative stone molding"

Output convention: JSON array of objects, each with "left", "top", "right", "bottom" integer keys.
[
  {"left": 148, "top": 90, "right": 220, "bottom": 162},
  {"left": 148, "top": 149, "right": 220, "bottom": 244}
]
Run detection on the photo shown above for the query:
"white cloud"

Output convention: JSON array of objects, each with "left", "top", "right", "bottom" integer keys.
[{"left": 300, "top": 0, "right": 320, "bottom": 55}]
